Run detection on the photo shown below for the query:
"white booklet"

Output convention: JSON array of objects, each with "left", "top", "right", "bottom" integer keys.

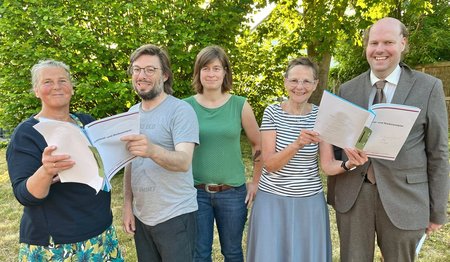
[
  {"left": 314, "top": 91, "right": 420, "bottom": 160},
  {"left": 34, "top": 111, "right": 140, "bottom": 192},
  {"left": 415, "top": 233, "right": 427, "bottom": 257}
]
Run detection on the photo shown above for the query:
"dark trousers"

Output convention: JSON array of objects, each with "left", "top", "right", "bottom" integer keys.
[{"left": 134, "top": 211, "right": 197, "bottom": 262}]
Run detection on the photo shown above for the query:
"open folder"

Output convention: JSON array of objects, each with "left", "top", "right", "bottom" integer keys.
[
  {"left": 34, "top": 111, "right": 140, "bottom": 192},
  {"left": 313, "top": 91, "right": 420, "bottom": 160}
]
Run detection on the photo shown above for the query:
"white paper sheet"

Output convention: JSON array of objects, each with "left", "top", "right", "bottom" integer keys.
[
  {"left": 34, "top": 111, "right": 139, "bottom": 192},
  {"left": 363, "top": 103, "right": 421, "bottom": 160},
  {"left": 415, "top": 233, "right": 427, "bottom": 257},
  {"left": 314, "top": 91, "right": 420, "bottom": 160},
  {"left": 314, "top": 91, "right": 375, "bottom": 149}
]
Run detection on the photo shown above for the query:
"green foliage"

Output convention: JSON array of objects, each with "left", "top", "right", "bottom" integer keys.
[
  {"left": 234, "top": 2, "right": 304, "bottom": 122},
  {"left": 1, "top": 0, "right": 448, "bottom": 129},
  {"left": 404, "top": 0, "right": 450, "bottom": 65},
  {"left": 332, "top": 0, "right": 450, "bottom": 84},
  {"left": 234, "top": 0, "right": 381, "bottom": 120},
  {"left": 0, "top": 0, "right": 256, "bottom": 130},
  {"left": 330, "top": 39, "right": 369, "bottom": 87},
  {"left": 235, "top": 0, "right": 449, "bottom": 122}
]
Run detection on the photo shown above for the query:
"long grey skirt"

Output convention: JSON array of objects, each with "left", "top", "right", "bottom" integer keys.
[{"left": 246, "top": 190, "right": 332, "bottom": 262}]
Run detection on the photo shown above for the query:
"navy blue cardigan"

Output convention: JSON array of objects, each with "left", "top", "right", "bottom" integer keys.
[{"left": 6, "top": 114, "right": 112, "bottom": 245}]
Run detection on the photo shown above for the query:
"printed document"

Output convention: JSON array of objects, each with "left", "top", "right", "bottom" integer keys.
[
  {"left": 314, "top": 91, "right": 420, "bottom": 160},
  {"left": 34, "top": 111, "right": 140, "bottom": 192}
]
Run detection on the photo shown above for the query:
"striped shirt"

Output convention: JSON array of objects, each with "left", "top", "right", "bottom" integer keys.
[{"left": 259, "top": 103, "right": 323, "bottom": 197}]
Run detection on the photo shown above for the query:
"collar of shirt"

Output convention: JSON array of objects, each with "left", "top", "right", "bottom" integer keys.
[{"left": 369, "top": 65, "right": 401, "bottom": 104}]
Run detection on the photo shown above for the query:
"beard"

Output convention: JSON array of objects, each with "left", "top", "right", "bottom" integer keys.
[{"left": 135, "top": 78, "right": 164, "bottom": 101}]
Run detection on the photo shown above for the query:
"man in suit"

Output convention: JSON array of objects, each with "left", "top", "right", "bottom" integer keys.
[{"left": 327, "top": 17, "right": 449, "bottom": 262}]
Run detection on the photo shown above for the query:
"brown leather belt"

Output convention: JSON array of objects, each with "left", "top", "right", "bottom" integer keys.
[{"left": 195, "top": 184, "right": 233, "bottom": 193}]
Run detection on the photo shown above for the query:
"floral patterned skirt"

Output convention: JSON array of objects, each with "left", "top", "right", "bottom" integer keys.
[{"left": 18, "top": 225, "right": 123, "bottom": 262}]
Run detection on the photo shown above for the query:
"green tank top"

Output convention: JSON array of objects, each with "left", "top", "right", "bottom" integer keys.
[{"left": 184, "top": 95, "right": 246, "bottom": 186}]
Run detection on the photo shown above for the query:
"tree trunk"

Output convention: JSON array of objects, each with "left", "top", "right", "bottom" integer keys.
[{"left": 307, "top": 49, "right": 332, "bottom": 105}]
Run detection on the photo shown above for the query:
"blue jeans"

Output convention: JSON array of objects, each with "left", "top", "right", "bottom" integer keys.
[{"left": 194, "top": 184, "right": 247, "bottom": 262}]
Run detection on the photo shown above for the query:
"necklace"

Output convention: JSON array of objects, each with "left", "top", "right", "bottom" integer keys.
[{"left": 282, "top": 101, "right": 308, "bottom": 115}]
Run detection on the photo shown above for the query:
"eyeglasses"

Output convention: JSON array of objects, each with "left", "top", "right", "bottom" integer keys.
[
  {"left": 285, "top": 78, "right": 317, "bottom": 88},
  {"left": 131, "top": 66, "right": 160, "bottom": 76}
]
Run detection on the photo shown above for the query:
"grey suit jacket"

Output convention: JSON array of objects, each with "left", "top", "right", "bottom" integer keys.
[{"left": 327, "top": 64, "right": 449, "bottom": 230}]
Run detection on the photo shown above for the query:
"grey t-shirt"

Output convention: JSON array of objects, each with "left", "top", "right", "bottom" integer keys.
[{"left": 129, "top": 95, "right": 199, "bottom": 226}]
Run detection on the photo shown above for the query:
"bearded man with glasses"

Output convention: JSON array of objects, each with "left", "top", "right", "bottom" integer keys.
[{"left": 121, "top": 44, "right": 200, "bottom": 262}]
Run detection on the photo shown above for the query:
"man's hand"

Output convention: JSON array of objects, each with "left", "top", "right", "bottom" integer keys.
[
  {"left": 425, "top": 222, "right": 442, "bottom": 235},
  {"left": 122, "top": 204, "right": 136, "bottom": 235},
  {"left": 121, "top": 134, "right": 154, "bottom": 158}
]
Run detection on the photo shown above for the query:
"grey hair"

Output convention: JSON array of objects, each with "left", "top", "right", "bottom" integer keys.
[
  {"left": 284, "top": 57, "right": 319, "bottom": 80},
  {"left": 31, "top": 59, "right": 72, "bottom": 90}
]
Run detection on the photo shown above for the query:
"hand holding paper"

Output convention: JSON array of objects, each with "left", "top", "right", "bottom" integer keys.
[
  {"left": 34, "top": 111, "right": 140, "bottom": 192},
  {"left": 120, "top": 134, "right": 155, "bottom": 158},
  {"left": 34, "top": 120, "right": 103, "bottom": 191},
  {"left": 314, "top": 91, "right": 420, "bottom": 160},
  {"left": 41, "top": 145, "right": 75, "bottom": 177},
  {"left": 294, "top": 129, "right": 321, "bottom": 148}
]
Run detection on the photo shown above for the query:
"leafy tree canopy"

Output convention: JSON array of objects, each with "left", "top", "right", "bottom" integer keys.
[
  {"left": 0, "top": 0, "right": 259, "bottom": 130},
  {"left": 237, "top": 0, "right": 449, "bottom": 123},
  {"left": 0, "top": 0, "right": 448, "bottom": 129},
  {"left": 332, "top": 0, "right": 450, "bottom": 84}
]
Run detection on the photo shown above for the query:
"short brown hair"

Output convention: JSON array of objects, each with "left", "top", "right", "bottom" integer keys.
[
  {"left": 192, "top": 45, "right": 232, "bottom": 94},
  {"left": 129, "top": 44, "right": 173, "bottom": 95}
]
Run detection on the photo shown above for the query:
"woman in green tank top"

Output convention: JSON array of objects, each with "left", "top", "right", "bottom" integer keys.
[{"left": 184, "top": 46, "right": 262, "bottom": 262}]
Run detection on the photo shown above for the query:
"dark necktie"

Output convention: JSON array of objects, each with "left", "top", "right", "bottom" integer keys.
[
  {"left": 366, "top": 80, "right": 387, "bottom": 184},
  {"left": 373, "top": 80, "right": 387, "bottom": 104}
]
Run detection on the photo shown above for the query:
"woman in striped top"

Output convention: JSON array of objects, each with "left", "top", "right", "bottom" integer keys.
[{"left": 246, "top": 57, "right": 366, "bottom": 262}]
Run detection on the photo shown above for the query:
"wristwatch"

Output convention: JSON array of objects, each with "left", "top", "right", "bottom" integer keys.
[{"left": 341, "top": 160, "right": 356, "bottom": 171}]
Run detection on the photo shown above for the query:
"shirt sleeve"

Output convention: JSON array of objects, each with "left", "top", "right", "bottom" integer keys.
[
  {"left": 260, "top": 104, "right": 277, "bottom": 131},
  {"left": 171, "top": 101, "right": 200, "bottom": 146},
  {"left": 6, "top": 120, "right": 48, "bottom": 206}
]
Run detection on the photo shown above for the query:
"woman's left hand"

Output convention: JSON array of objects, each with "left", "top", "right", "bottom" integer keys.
[{"left": 245, "top": 181, "right": 258, "bottom": 208}]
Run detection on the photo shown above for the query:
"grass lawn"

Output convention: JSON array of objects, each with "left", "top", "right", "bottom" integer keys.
[{"left": 1, "top": 139, "right": 449, "bottom": 261}]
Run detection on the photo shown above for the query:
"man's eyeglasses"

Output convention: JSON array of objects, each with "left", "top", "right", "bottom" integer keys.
[
  {"left": 285, "top": 78, "right": 317, "bottom": 88},
  {"left": 131, "top": 66, "right": 160, "bottom": 76}
]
